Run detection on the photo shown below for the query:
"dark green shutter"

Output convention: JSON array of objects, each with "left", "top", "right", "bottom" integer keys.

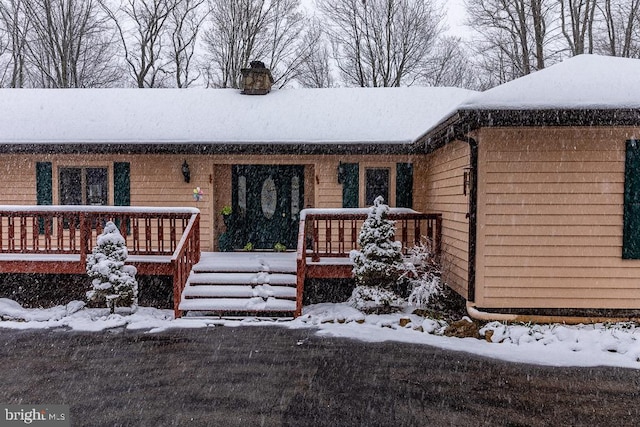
[
  {"left": 341, "top": 163, "right": 359, "bottom": 208},
  {"left": 114, "top": 162, "right": 130, "bottom": 234},
  {"left": 114, "top": 162, "right": 130, "bottom": 206},
  {"left": 396, "top": 163, "right": 413, "bottom": 208},
  {"left": 624, "top": 140, "right": 640, "bottom": 258},
  {"left": 36, "top": 162, "right": 53, "bottom": 205},
  {"left": 36, "top": 162, "right": 52, "bottom": 234}
]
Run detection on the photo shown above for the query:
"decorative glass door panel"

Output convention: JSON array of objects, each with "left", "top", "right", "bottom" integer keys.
[{"left": 232, "top": 165, "right": 304, "bottom": 249}]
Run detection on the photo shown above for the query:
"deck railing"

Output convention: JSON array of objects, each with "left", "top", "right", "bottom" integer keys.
[
  {"left": 0, "top": 205, "right": 201, "bottom": 317},
  {"left": 295, "top": 208, "right": 442, "bottom": 317}
]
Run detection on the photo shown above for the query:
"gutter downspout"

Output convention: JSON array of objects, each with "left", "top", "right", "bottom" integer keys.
[
  {"left": 467, "top": 302, "right": 640, "bottom": 325},
  {"left": 456, "top": 133, "right": 478, "bottom": 303}
]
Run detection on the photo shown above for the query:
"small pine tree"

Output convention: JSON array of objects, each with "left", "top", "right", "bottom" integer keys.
[
  {"left": 86, "top": 221, "right": 138, "bottom": 314},
  {"left": 350, "top": 196, "right": 406, "bottom": 294}
]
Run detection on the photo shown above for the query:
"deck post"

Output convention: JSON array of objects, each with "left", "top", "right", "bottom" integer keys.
[
  {"left": 295, "top": 218, "right": 307, "bottom": 317},
  {"left": 79, "top": 212, "right": 87, "bottom": 266},
  {"left": 172, "top": 261, "right": 183, "bottom": 319}
]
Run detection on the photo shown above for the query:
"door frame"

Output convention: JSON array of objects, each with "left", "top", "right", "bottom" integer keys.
[{"left": 231, "top": 164, "right": 305, "bottom": 250}]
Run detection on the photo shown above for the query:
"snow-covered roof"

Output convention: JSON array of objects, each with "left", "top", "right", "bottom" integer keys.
[
  {"left": 0, "top": 86, "right": 475, "bottom": 146},
  {"left": 460, "top": 54, "right": 640, "bottom": 111}
]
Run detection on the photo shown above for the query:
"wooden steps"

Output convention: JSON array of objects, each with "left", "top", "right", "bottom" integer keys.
[{"left": 178, "top": 253, "right": 298, "bottom": 318}]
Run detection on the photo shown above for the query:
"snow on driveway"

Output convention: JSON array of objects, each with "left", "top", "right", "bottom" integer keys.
[{"left": 2, "top": 298, "right": 640, "bottom": 369}]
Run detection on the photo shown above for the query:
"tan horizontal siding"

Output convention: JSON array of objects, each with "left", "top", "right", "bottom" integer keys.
[
  {"left": 0, "top": 156, "right": 36, "bottom": 205},
  {"left": 478, "top": 297, "right": 640, "bottom": 309},
  {"left": 485, "top": 245, "right": 623, "bottom": 258},
  {"left": 416, "top": 140, "right": 470, "bottom": 297},
  {"left": 488, "top": 160, "right": 621, "bottom": 173},
  {"left": 486, "top": 171, "right": 623, "bottom": 184},
  {"left": 485, "top": 213, "right": 621, "bottom": 226},
  {"left": 130, "top": 155, "right": 213, "bottom": 249},
  {"left": 485, "top": 255, "right": 639, "bottom": 268},
  {"left": 315, "top": 160, "right": 342, "bottom": 208},
  {"left": 476, "top": 127, "right": 640, "bottom": 309}
]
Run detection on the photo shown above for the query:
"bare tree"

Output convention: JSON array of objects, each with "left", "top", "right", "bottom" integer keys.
[
  {"left": 102, "top": 0, "right": 176, "bottom": 88},
  {"left": 558, "top": 0, "right": 597, "bottom": 55},
  {"left": 168, "top": 0, "right": 206, "bottom": 88},
  {"left": 318, "top": 0, "right": 444, "bottom": 87},
  {"left": 202, "top": 0, "right": 305, "bottom": 89},
  {"left": 598, "top": 0, "right": 640, "bottom": 57},
  {"left": 466, "top": 0, "right": 559, "bottom": 85},
  {"left": 296, "top": 20, "right": 334, "bottom": 88},
  {"left": 421, "top": 36, "right": 478, "bottom": 89},
  {"left": 261, "top": 0, "right": 306, "bottom": 87},
  {"left": 22, "top": 0, "right": 121, "bottom": 88},
  {"left": 0, "top": 0, "right": 29, "bottom": 87},
  {"left": 202, "top": 0, "right": 269, "bottom": 88}
]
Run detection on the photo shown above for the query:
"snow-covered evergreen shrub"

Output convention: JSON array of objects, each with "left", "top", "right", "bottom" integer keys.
[
  {"left": 86, "top": 221, "right": 138, "bottom": 313},
  {"left": 349, "top": 196, "right": 407, "bottom": 308},
  {"left": 406, "top": 238, "right": 443, "bottom": 308}
]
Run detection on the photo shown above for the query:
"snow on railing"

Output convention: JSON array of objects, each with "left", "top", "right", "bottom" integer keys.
[
  {"left": 300, "top": 209, "right": 441, "bottom": 261},
  {"left": 0, "top": 206, "right": 200, "bottom": 260},
  {"left": 0, "top": 206, "right": 201, "bottom": 318},
  {"left": 295, "top": 209, "right": 442, "bottom": 317}
]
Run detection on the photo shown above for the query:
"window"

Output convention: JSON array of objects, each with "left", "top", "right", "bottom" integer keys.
[
  {"left": 341, "top": 162, "right": 413, "bottom": 208},
  {"left": 365, "top": 168, "right": 389, "bottom": 206},
  {"left": 59, "top": 167, "right": 108, "bottom": 206}
]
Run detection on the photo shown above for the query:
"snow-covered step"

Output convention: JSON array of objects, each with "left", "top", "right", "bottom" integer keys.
[
  {"left": 192, "top": 252, "right": 297, "bottom": 274},
  {"left": 179, "top": 297, "right": 296, "bottom": 312},
  {"left": 187, "top": 272, "right": 297, "bottom": 286},
  {"left": 182, "top": 284, "right": 297, "bottom": 299}
]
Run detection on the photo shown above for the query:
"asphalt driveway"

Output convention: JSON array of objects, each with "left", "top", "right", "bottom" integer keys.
[{"left": 1, "top": 326, "right": 639, "bottom": 426}]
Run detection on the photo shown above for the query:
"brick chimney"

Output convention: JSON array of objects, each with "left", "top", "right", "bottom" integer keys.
[{"left": 240, "top": 61, "right": 274, "bottom": 95}]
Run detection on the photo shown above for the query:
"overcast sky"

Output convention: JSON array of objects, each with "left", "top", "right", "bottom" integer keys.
[{"left": 445, "top": 0, "right": 469, "bottom": 38}]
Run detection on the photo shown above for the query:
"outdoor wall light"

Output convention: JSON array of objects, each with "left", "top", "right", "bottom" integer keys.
[
  {"left": 463, "top": 167, "right": 472, "bottom": 196},
  {"left": 182, "top": 160, "right": 191, "bottom": 183}
]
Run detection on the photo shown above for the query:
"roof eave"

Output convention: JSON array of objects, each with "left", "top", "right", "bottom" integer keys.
[
  {"left": 415, "top": 107, "right": 640, "bottom": 152},
  {"left": 0, "top": 141, "right": 417, "bottom": 155}
]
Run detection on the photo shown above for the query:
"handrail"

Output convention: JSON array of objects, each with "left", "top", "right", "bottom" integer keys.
[{"left": 171, "top": 213, "right": 201, "bottom": 318}]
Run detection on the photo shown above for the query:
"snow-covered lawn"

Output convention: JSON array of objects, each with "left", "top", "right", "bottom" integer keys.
[{"left": 2, "top": 298, "right": 640, "bottom": 370}]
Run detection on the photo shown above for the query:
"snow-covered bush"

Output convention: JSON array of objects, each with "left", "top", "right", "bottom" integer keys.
[
  {"left": 347, "top": 285, "right": 404, "bottom": 311},
  {"left": 86, "top": 221, "right": 138, "bottom": 314},
  {"left": 406, "top": 238, "right": 443, "bottom": 308},
  {"left": 408, "top": 275, "right": 442, "bottom": 308},
  {"left": 349, "top": 196, "right": 407, "bottom": 308}
]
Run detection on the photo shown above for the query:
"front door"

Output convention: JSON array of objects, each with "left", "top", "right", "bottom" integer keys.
[{"left": 232, "top": 165, "right": 304, "bottom": 250}]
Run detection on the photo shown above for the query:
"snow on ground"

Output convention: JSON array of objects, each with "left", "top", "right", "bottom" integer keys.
[{"left": 2, "top": 298, "right": 640, "bottom": 369}]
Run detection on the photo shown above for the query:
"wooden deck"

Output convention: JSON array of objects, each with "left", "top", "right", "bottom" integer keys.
[
  {"left": 0, "top": 206, "right": 200, "bottom": 317},
  {"left": 0, "top": 206, "right": 442, "bottom": 319},
  {"left": 295, "top": 209, "right": 442, "bottom": 316}
]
